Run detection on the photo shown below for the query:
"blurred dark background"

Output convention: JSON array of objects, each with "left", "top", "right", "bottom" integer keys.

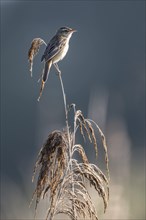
[{"left": 1, "top": 1, "right": 145, "bottom": 219}]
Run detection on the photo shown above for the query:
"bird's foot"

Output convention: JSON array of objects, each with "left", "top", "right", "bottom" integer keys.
[{"left": 53, "top": 63, "right": 61, "bottom": 75}]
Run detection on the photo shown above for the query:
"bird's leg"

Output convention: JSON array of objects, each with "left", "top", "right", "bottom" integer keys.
[{"left": 54, "top": 63, "right": 61, "bottom": 75}]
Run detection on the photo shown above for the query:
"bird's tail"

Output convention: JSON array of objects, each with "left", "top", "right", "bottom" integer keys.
[{"left": 38, "top": 60, "right": 52, "bottom": 101}]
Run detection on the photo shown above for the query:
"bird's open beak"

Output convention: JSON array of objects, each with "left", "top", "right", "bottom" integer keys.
[{"left": 70, "top": 29, "right": 77, "bottom": 33}]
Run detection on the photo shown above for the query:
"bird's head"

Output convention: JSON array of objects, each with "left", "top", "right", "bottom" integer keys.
[{"left": 57, "top": 26, "right": 77, "bottom": 38}]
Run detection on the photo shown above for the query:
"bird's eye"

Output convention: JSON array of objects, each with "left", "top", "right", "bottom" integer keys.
[
  {"left": 63, "top": 29, "right": 68, "bottom": 32},
  {"left": 60, "top": 27, "right": 69, "bottom": 33}
]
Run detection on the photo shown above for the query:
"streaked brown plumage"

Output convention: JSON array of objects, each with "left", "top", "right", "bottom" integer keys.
[{"left": 38, "top": 27, "right": 76, "bottom": 101}]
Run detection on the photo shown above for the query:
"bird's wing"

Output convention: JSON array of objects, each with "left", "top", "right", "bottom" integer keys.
[{"left": 41, "top": 36, "right": 66, "bottom": 62}]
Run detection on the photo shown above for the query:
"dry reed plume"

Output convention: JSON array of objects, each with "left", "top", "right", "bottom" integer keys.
[{"left": 28, "top": 37, "right": 110, "bottom": 220}]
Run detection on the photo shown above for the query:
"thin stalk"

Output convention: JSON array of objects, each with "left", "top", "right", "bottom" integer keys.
[
  {"left": 51, "top": 66, "right": 76, "bottom": 219},
  {"left": 58, "top": 72, "right": 77, "bottom": 219}
]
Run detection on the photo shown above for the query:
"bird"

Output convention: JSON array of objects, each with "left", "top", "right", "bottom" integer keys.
[{"left": 38, "top": 26, "right": 77, "bottom": 101}]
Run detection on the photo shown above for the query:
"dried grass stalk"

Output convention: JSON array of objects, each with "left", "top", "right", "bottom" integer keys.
[
  {"left": 31, "top": 130, "right": 69, "bottom": 218},
  {"left": 87, "top": 119, "right": 110, "bottom": 180},
  {"left": 31, "top": 112, "right": 109, "bottom": 220},
  {"left": 28, "top": 38, "right": 47, "bottom": 76},
  {"left": 74, "top": 110, "right": 98, "bottom": 158}
]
